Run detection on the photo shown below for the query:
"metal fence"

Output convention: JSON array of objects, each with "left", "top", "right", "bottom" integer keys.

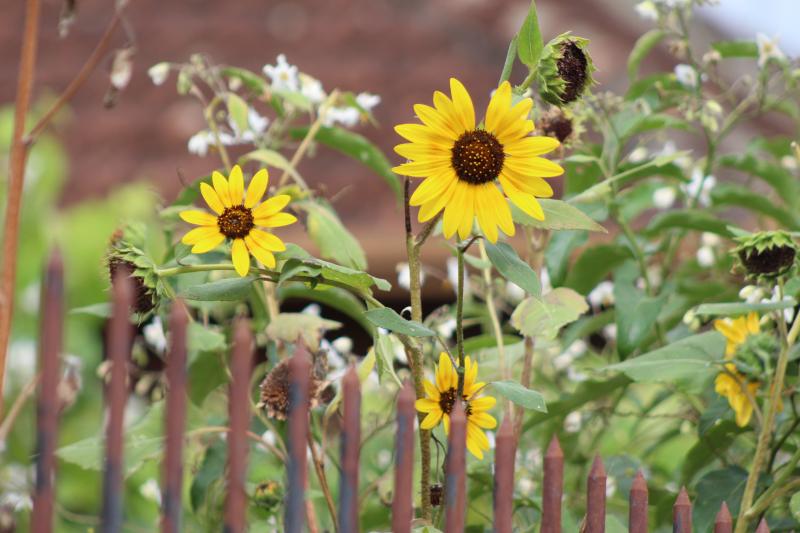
[{"left": 26, "top": 252, "right": 775, "bottom": 533}]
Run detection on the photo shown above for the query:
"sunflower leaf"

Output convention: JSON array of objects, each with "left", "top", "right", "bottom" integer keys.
[
  {"left": 226, "top": 92, "right": 250, "bottom": 134},
  {"left": 628, "top": 29, "right": 666, "bottom": 81},
  {"left": 511, "top": 199, "right": 606, "bottom": 232},
  {"left": 180, "top": 276, "right": 257, "bottom": 301},
  {"left": 485, "top": 241, "right": 541, "bottom": 297},
  {"left": 374, "top": 333, "right": 403, "bottom": 386},
  {"left": 510, "top": 288, "right": 589, "bottom": 340},
  {"left": 266, "top": 313, "right": 342, "bottom": 347},
  {"left": 240, "top": 149, "right": 305, "bottom": 184},
  {"left": 490, "top": 380, "right": 547, "bottom": 412},
  {"left": 364, "top": 308, "right": 436, "bottom": 337},
  {"left": 296, "top": 201, "right": 368, "bottom": 271},
  {"left": 517, "top": 0, "right": 544, "bottom": 68},
  {"left": 694, "top": 300, "right": 797, "bottom": 317}
]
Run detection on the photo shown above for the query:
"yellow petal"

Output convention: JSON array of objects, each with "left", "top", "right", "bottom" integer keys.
[
  {"left": 395, "top": 124, "right": 453, "bottom": 148},
  {"left": 409, "top": 173, "right": 455, "bottom": 206},
  {"left": 470, "top": 396, "right": 496, "bottom": 412},
  {"left": 182, "top": 226, "right": 221, "bottom": 245},
  {"left": 228, "top": 165, "right": 245, "bottom": 205},
  {"left": 415, "top": 398, "right": 440, "bottom": 413},
  {"left": 212, "top": 171, "right": 232, "bottom": 207},
  {"left": 256, "top": 213, "right": 297, "bottom": 228},
  {"left": 469, "top": 411, "right": 497, "bottom": 429},
  {"left": 503, "top": 156, "right": 564, "bottom": 178},
  {"left": 394, "top": 142, "right": 451, "bottom": 161},
  {"left": 475, "top": 184, "right": 499, "bottom": 243},
  {"left": 418, "top": 175, "right": 459, "bottom": 222},
  {"left": 200, "top": 182, "right": 225, "bottom": 215},
  {"left": 457, "top": 186, "right": 475, "bottom": 240},
  {"left": 249, "top": 229, "right": 287, "bottom": 252},
  {"left": 180, "top": 210, "right": 218, "bottom": 226},
  {"left": 485, "top": 184, "right": 515, "bottom": 237},
  {"left": 423, "top": 380, "right": 440, "bottom": 401},
  {"left": 432, "top": 91, "right": 466, "bottom": 137},
  {"left": 414, "top": 104, "right": 460, "bottom": 139},
  {"left": 442, "top": 183, "right": 467, "bottom": 239},
  {"left": 501, "top": 176, "right": 544, "bottom": 220},
  {"left": 421, "top": 410, "right": 443, "bottom": 430},
  {"left": 245, "top": 169, "right": 269, "bottom": 208},
  {"left": 191, "top": 232, "right": 225, "bottom": 254},
  {"left": 449, "top": 78, "right": 475, "bottom": 132},
  {"left": 486, "top": 81, "right": 512, "bottom": 133},
  {"left": 503, "top": 171, "right": 554, "bottom": 197},
  {"left": 231, "top": 238, "right": 250, "bottom": 277},
  {"left": 252, "top": 195, "right": 291, "bottom": 218},
  {"left": 244, "top": 236, "right": 276, "bottom": 268},
  {"left": 504, "top": 135, "right": 561, "bottom": 157},
  {"left": 392, "top": 160, "right": 452, "bottom": 178},
  {"left": 746, "top": 312, "right": 760, "bottom": 334}
]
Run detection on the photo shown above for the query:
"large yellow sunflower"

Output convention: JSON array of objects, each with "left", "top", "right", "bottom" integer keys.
[
  {"left": 180, "top": 165, "right": 297, "bottom": 277},
  {"left": 415, "top": 352, "right": 497, "bottom": 459},
  {"left": 393, "top": 78, "right": 564, "bottom": 243},
  {"left": 713, "top": 312, "right": 760, "bottom": 427}
]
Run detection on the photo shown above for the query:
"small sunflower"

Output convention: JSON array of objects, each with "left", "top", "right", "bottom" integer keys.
[
  {"left": 179, "top": 165, "right": 297, "bottom": 277},
  {"left": 393, "top": 78, "right": 564, "bottom": 243},
  {"left": 713, "top": 312, "right": 760, "bottom": 426},
  {"left": 415, "top": 352, "right": 497, "bottom": 459}
]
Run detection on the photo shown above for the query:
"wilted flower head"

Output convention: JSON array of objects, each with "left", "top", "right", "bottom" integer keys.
[
  {"left": 537, "top": 33, "right": 596, "bottom": 106},
  {"left": 259, "top": 351, "right": 330, "bottom": 419},
  {"left": 733, "top": 230, "right": 797, "bottom": 279}
]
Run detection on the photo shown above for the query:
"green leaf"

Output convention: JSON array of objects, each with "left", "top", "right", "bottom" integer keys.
[
  {"left": 278, "top": 285, "right": 374, "bottom": 336},
  {"left": 240, "top": 148, "right": 305, "bottom": 185},
  {"left": 266, "top": 313, "right": 342, "bottom": 347},
  {"left": 69, "top": 302, "right": 111, "bottom": 318},
  {"left": 180, "top": 276, "right": 257, "bottom": 301},
  {"left": 711, "top": 40, "right": 758, "bottom": 58},
  {"left": 374, "top": 333, "right": 402, "bottom": 386},
  {"left": 511, "top": 199, "right": 606, "bottom": 232},
  {"left": 645, "top": 209, "right": 735, "bottom": 238},
  {"left": 628, "top": 29, "right": 666, "bottom": 80},
  {"left": 485, "top": 241, "right": 541, "bottom": 297},
  {"left": 490, "top": 380, "right": 547, "bottom": 412},
  {"left": 694, "top": 300, "right": 797, "bottom": 317},
  {"left": 226, "top": 92, "right": 250, "bottom": 134},
  {"left": 219, "top": 66, "right": 267, "bottom": 93},
  {"left": 325, "top": 348, "right": 376, "bottom": 417},
  {"left": 564, "top": 244, "right": 632, "bottom": 295},
  {"left": 790, "top": 491, "right": 800, "bottom": 521},
  {"left": 187, "top": 321, "right": 226, "bottom": 364},
  {"left": 516, "top": 0, "right": 544, "bottom": 68},
  {"left": 693, "top": 467, "right": 749, "bottom": 532},
  {"left": 711, "top": 183, "right": 800, "bottom": 230},
  {"left": 499, "top": 36, "right": 518, "bottom": 84},
  {"left": 312, "top": 258, "right": 390, "bottom": 291},
  {"left": 297, "top": 201, "right": 367, "bottom": 270},
  {"left": 364, "top": 307, "right": 436, "bottom": 337},
  {"left": 291, "top": 126, "right": 403, "bottom": 201},
  {"left": 190, "top": 439, "right": 227, "bottom": 511},
  {"left": 511, "top": 288, "right": 589, "bottom": 340},
  {"left": 614, "top": 262, "right": 667, "bottom": 357},
  {"left": 606, "top": 331, "right": 725, "bottom": 391},
  {"left": 719, "top": 153, "right": 800, "bottom": 210},
  {"left": 271, "top": 89, "right": 313, "bottom": 111}
]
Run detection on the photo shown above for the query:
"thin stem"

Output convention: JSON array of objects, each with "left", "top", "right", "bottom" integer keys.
[
  {"left": 455, "top": 247, "right": 466, "bottom": 397},
  {"left": 0, "top": 0, "right": 41, "bottom": 416},
  {"left": 0, "top": 373, "right": 40, "bottom": 442},
  {"left": 735, "top": 314, "right": 800, "bottom": 532},
  {"left": 278, "top": 90, "right": 339, "bottom": 189},
  {"left": 205, "top": 96, "right": 232, "bottom": 172},
  {"left": 308, "top": 430, "right": 339, "bottom": 532}
]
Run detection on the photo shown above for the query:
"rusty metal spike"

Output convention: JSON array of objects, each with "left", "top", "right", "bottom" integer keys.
[
  {"left": 493, "top": 417, "right": 515, "bottom": 533},
  {"left": 586, "top": 455, "right": 606, "bottom": 533},
  {"left": 629, "top": 470, "right": 648, "bottom": 533},
  {"left": 444, "top": 400, "right": 466, "bottom": 533},
  {"left": 338, "top": 366, "right": 361, "bottom": 533},
  {"left": 542, "top": 435, "right": 564, "bottom": 533},
  {"left": 392, "top": 381, "right": 415, "bottom": 533},
  {"left": 673, "top": 486, "right": 692, "bottom": 533},
  {"left": 714, "top": 501, "right": 732, "bottom": 533},
  {"left": 755, "top": 518, "right": 770, "bottom": 533},
  {"left": 285, "top": 341, "right": 311, "bottom": 533}
]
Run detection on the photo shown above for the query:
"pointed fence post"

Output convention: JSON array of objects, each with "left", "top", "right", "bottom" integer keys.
[
  {"left": 223, "top": 319, "right": 253, "bottom": 533},
  {"left": 285, "top": 342, "right": 311, "bottom": 533},
  {"left": 629, "top": 470, "right": 648, "bottom": 533},
  {"left": 162, "top": 301, "right": 188, "bottom": 533},
  {"left": 31, "top": 252, "right": 63, "bottom": 533},
  {"left": 755, "top": 518, "right": 770, "bottom": 533},
  {"left": 444, "top": 401, "right": 466, "bottom": 533},
  {"left": 714, "top": 502, "right": 732, "bottom": 533},
  {"left": 339, "top": 366, "right": 361, "bottom": 533},
  {"left": 100, "top": 272, "right": 134, "bottom": 533},
  {"left": 493, "top": 417, "right": 515, "bottom": 533},
  {"left": 392, "top": 381, "right": 415, "bottom": 533},
  {"left": 586, "top": 455, "right": 606, "bottom": 533},
  {"left": 673, "top": 487, "right": 692, "bottom": 533},
  {"left": 541, "top": 436, "right": 564, "bottom": 533}
]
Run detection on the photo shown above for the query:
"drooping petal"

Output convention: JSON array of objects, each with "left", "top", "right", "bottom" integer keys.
[
  {"left": 180, "top": 210, "right": 218, "bottom": 226},
  {"left": 469, "top": 411, "right": 497, "bottom": 429},
  {"left": 231, "top": 238, "right": 250, "bottom": 277},
  {"left": 248, "top": 229, "right": 287, "bottom": 252},
  {"left": 409, "top": 173, "right": 454, "bottom": 206},
  {"left": 457, "top": 186, "right": 475, "bottom": 240},
  {"left": 504, "top": 135, "right": 561, "bottom": 157},
  {"left": 442, "top": 183, "right": 467, "bottom": 238},
  {"left": 212, "top": 171, "right": 232, "bottom": 207},
  {"left": 470, "top": 396, "right": 496, "bottom": 412},
  {"left": 191, "top": 232, "right": 225, "bottom": 254},
  {"left": 475, "top": 185, "right": 499, "bottom": 243},
  {"left": 200, "top": 182, "right": 225, "bottom": 215},
  {"left": 415, "top": 398, "right": 440, "bottom": 413},
  {"left": 245, "top": 168, "right": 269, "bottom": 208},
  {"left": 503, "top": 156, "right": 564, "bottom": 178},
  {"left": 228, "top": 165, "right": 245, "bottom": 205},
  {"left": 252, "top": 195, "right": 291, "bottom": 218},
  {"left": 244, "top": 236, "right": 276, "bottom": 268},
  {"left": 182, "top": 225, "right": 222, "bottom": 245},
  {"left": 256, "top": 213, "right": 297, "bottom": 228},
  {"left": 423, "top": 380, "right": 441, "bottom": 401},
  {"left": 500, "top": 176, "right": 544, "bottom": 220},
  {"left": 421, "top": 410, "right": 443, "bottom": 430},
  {"left": 418, "top": 175, "right": 458, "bottom": 222}
]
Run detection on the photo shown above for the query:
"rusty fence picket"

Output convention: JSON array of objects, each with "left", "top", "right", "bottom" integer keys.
[{"left": 21, "top": 254, "right": 793, "bottom": 533}]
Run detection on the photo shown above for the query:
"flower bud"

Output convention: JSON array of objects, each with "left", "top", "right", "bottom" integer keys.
[
  {"left": 536, "top": 33, "right": 596, "bottom": 106},
  {"left": 733, "top": 230, "right": 797, "bottom": 279}
]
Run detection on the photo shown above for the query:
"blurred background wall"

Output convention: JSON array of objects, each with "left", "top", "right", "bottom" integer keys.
[{"left": 1, "top": 0, "right": 797, "bottom": 286}]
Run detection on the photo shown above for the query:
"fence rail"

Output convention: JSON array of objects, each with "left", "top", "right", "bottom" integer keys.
[{"left": 25, "top": 252, "right": 778, "bottom": 532}]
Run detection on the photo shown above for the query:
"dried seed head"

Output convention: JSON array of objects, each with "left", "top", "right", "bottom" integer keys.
[
  {"left": 430, "top": 483, "right": 443, "bottom": 507},
  {"left": 538, "top": 107, "right": 574, "bottom": 143},
  {"left": 259, "top": 350, "right": 330, "bottom": 419}
]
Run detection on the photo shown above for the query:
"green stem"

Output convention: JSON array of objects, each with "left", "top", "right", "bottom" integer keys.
[
  {"left": 478, "top": 240, "right": 506, "bottom": 383},
  {"left": 734, "top": 314, "right": 800, "bottom": 532},
  {"left": 746, "top": 446, "right": 800, "bottom": 520},
  {"left": 455, "top": 247, "right": 466, "bottom": 397}
]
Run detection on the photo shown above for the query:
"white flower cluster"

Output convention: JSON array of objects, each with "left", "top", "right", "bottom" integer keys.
[
  {"left": 188, "top": 107, "right": 270, "bottom": 157},
  {"left": 695, "top": 232, "right": 721, "bottom": 268},
  {"left": 739, "top": 285, "right": 796, "bottom": 323},
  {"left": 681, "top": 167, "right": 716, "bottom": 207}
]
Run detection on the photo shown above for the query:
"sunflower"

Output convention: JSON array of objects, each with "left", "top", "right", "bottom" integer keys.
[
  {"left": 415, "top": 352, "right": 497, "bottom": 459},
  {"left": 393, "top": 78, "right": 564, "bottom": 243},
  {"left": 180, "top": 165, "right": 297, "bottom": 277},
  {"left": 713, "top": 312, "right": 760, "bottom": 426}
]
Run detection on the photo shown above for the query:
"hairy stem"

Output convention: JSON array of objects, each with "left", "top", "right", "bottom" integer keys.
[{"left": 455, "top": 247, "right": 466, "bottom": 397}]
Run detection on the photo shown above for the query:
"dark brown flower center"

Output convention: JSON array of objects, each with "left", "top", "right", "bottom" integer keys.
[
  {"left": 438, "top": 387, "right": 472, "bottom": 416},
  {"left": 557, "top": 41, "right": 588, "bottom": 104},
  {"left": 451, "top": 129, "right": 505, "bottom": 185},
  {"left": 217, "top": 205, "right": 254, "bottom": 239}
]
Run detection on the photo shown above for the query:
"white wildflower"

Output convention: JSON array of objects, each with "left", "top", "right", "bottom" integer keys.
[
  {"left": 635, "top": 1, "right": 659, "bottom": 21},
  {"left": 355, "top": 92, "right": 381, "bottom": 112},
  {"left": 696, "top": 246, "right": 715, "bottom": 267},
  {"left": 148, "top": 62, "right": 170, "bottom": 86},
  {"left": 436, "top": 318, "right": 457, "bottom": 339},
  {"left": 564, "top": 411, "right": 582, "bottom": 433},
  {"left": 331, "top": 336, "right": 353, "bottom": 356},
  {"left": 606, "top": 476, "right": 617, "bottom": 498},
  {"left": 505, "top": 281, "right": 525, "bottom": 303},
  {"left": 653, "top": 186, "right": 677, "bottom": 210},
  {"left": 701, "top": 232, "right": 721, "bottom": 247},
  {"left": 674, "top": 64, "right": 699, "bottom": 88},
  {"left": 301, "top": 303, "right": 321, "bottom": 316},
  {"left": 681, "top": 168, "right": 716, "bottom": 207},
  {"left": 299, "top": 73, "right": 326, "bottom": 104},
  {"left": 780, "top": 155, "right": 797, "bottom": 171},
  {"left": 588, "top": 281, "right": 615, "bottom": 308},
  {"left": 261, "top": 430, "right": 277, "bottom": 447},
  {"left": 322, "top": 106, "right": 360, "bottom": 128},
  {"left": 764, "top": 286, "right": 796, "bottom": 323},
  {"left": 263, "top": 54, "right": 299, "bottom": 92},
  {"left": 756, "top": 33, "right": 785, "bottom": 68},
  {"left": 603, "top": 323, "right": 617, "bottom": 341},
  {"left": 396, "top": 262, "right": 424, "bottom": 291},
  {"left": 187, "top": 130, "right": 214, "bottom": 157},
  {"left": 517, "top": 477, "right": 535, "bottom": 495},
  {"left": 739, "top": 285, "right": 765, "bottom": 304},
  {"left": 628, "top": 146, "right": 649, "bottom": 163},
  {"left": 139, "top": 479, "right": 162, "bottom": 505},
  {"left": 143, "top": 316, "right": 167, "bottom": 354}
]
